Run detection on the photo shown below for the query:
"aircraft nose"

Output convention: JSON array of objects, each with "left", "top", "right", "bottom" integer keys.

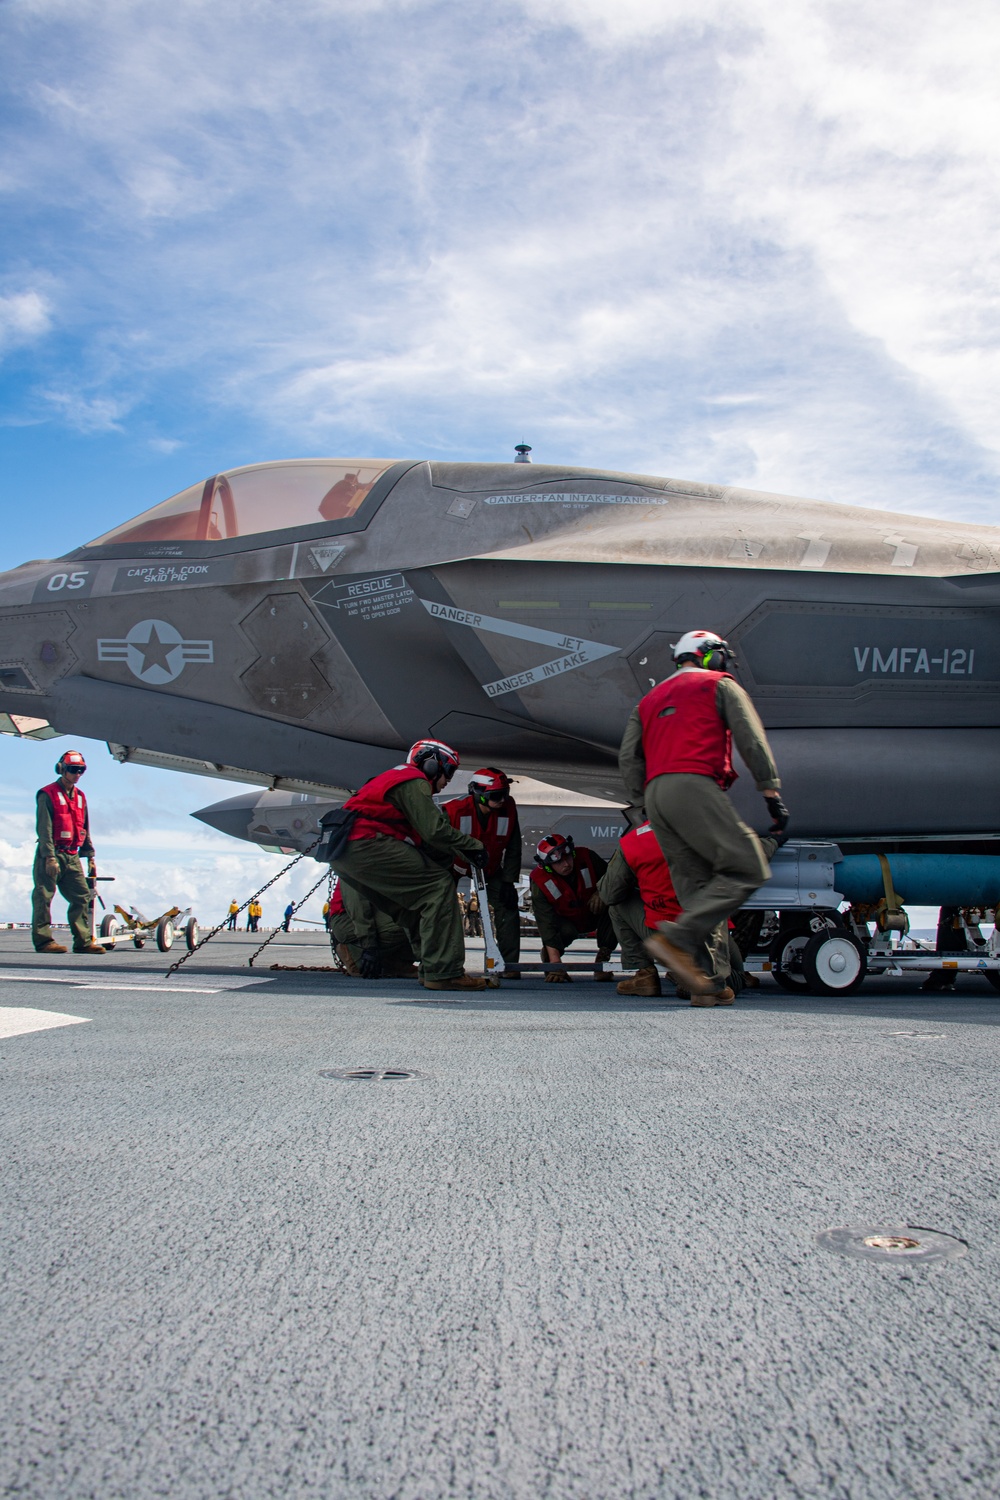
[{"left": 191, "top": 791, "right": 264, "bottom": 840}]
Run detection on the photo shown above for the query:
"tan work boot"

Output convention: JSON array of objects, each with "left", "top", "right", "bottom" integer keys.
[
  {"left": 617, "top": 966, "right": 662, "bottom": 997},
  {"left": 545, "top": 969, "right": 571, "bottom": 983},
  {"left": 422, "top": 973, "right": 487, "bottom": 991},
  {"left": 593, "top": 967, "right": 617, "bottom": 981},
  {"left": 35, "top": 940, "right": 68, "bottom": 954},
  {"left": 73, "top": 943, "right": 107, "bottom": 955},
  {"left": 691, "top": 986, "right": 736, "bottom": 1007},
  {"left": 336, "top": 943, "right": 361, "bottom": 977},
  {"left": 644, "top": 932, "right": 713, "bottom": 994}
]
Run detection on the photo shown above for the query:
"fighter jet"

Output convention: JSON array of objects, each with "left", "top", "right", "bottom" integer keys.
[
  {"left": 1, "top": 452, "right": 998, "bottom": 851},
  {"left": 192, "top": 779, "right": 629, "bottom": 863}
]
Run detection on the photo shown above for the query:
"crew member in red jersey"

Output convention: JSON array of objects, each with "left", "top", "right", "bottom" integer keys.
[
  {"left": 529, "top": 834, "right": 617, "bottom": 983},
  {"left": 597, "top": 821, "right": 681, "bottom": 997},
  {"left": 32, "top": 749, "right": 105, "bottom": 954},
  {"left": 444, "top": 767, "right": 522, "bottom": 968},
  {"left": 618, "top": 630, "right": 787, "bottom": 1005},
  {"left": 330, "top": 739, "right": 487, "bottom": 992}
]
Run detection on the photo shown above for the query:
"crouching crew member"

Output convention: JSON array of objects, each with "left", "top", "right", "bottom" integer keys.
[
  {"left": 619, "top": 629, "right": 787, "bottom": 1004},
  {"left": 445, "top": 767, "right": 522, "bottom": 969},
  {"left": 327, "top": 879, "right": 417, "bottom": 979},
  {"left": 331, "top": 739, "right": 488, "bottom": 991},
  {"left": 32, "top": 749, "right": 105, "bottom": 954},
  {"left": 598, "top": 822, "right": 749, "bottom": 1002},
  {"left": 598, "top": 822, "right": 682, "bottom": 998},
  {"left": 529, "top": 834, "right": 617, "bottom": 982}
]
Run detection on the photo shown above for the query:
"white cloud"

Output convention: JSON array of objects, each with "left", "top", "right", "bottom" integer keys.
[
  {"left": 2, "top": 0, "right": 999, "bottom": 518},
  {"left": 0, "top": 291, "right": 51, "bottom": 354}
]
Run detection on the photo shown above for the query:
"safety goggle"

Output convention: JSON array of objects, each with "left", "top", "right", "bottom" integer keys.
[{"left": 63, "top": 765, "right": 86, "bottom": 774}]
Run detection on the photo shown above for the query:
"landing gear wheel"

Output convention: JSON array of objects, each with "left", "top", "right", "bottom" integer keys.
[
  {"left": 133, "top": 935, "right": 146, "bottom": 949},
  {"left": 801, "top": 931, "right": 867, "bottom": 995},
  {"left": 99, "top": 913, "right": 120, "bottom": 949},
  {"left": 156, "top": 917, "right": 175, "bottom": 952},
  {"left": 983, "top": 971, "right": 1000, "bottom": 993},
  {"left": 769, "top": 930, "right": 810, "bottom": 991},
  {"left": 185, "top": 917, "right": 199, "bottom": 950}
]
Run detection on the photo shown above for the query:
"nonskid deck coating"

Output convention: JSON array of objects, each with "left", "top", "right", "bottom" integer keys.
[{"left": 1, "top": 929, "right": 998, "bottom": 1499}]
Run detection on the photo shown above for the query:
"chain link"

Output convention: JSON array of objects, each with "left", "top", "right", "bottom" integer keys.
[
  {"left": 248, "top": 868, "right": 330, "bottom": 967},
  {"left": 163, "top": 840, "right": 320, "bottom": 979}
]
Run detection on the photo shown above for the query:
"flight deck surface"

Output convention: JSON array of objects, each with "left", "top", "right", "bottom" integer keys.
[{"left": 2, "top": 929, "right": 998, "bottom": 1498}]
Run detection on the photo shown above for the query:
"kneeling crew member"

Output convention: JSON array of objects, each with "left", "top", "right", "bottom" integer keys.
[
  {"left": 327, "top": 880, "right": 417, "bottom": 979},
  {"left": 332, "top": 739, "right": 488, "bottom": 991},
  {"left": 32, "top": 749, "right": 105, "bottom": 955},
  {"left": 445, "top": 767, "right": 522, "bottom": 968},
  {"left": 619, "top": 629, "right": 787, "bottom": 1001},
  {"left": 529, "top": 834, "right": 617, "bottom": 982}
]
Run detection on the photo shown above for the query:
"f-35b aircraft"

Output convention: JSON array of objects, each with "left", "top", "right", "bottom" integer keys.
[{"left": 0, "top": 454, "right": 998, "bottom": 851}]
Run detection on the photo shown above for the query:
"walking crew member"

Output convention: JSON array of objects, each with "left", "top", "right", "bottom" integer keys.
[
  {"left": 619, "top": 629, "right": 787, "bottom": 1003},
  {"left": 282, "top": 901, "right": 294, "bottom": 932},
  {"left": 444, "top": 767, "right": 522, "bottom": 968},
  {"left": 226, "top": 900, "right": 239, "bottom": 930},
  {"left": 331, "top": 739, "right": 488, "bottom": 991},
  {"left": 529, "top": 834, "right": 617, "bottom": 982},
  {"left": 32, "top": 749, "right": 105, "bottom": 954},
  {"left": 327, "top": 880, "right": 417, "bottom": 979}
]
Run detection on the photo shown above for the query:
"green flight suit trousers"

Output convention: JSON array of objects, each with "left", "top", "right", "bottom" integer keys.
[
  {"left": 332, "top": 836, "right": 466, "bottom": 983},
  {"left": 32, "top": 850, "right": 92, "bottom": 950},
  {"left": 645, "top": 773, "right": 770, "bottom": 986}
]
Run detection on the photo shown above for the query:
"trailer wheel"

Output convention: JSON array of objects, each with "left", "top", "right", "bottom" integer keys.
[
  {"left": 768, "top": 930, "right": 810, "bottom": 991},
  {"left": 156, "top": 917, "right": 175, "bottom": 952},
  {"left": 99, "top": 913, "right": 120, "bottom": 949},
  {"left": 185, "top": 917, "right": 199, "bottom": 950},
  {"left": 983, "top": 971, "right": 1000, "bottom": 993},
  {"left": 802, "top": 931, "right": 867, "bottom": 995}
]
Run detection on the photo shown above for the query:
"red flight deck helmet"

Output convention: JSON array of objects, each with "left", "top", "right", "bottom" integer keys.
[
  {"left": 534, "top": 833, "right": 575, "bottom": 870},
  {"left": 468, "top": 767, "right": 511, "bottom": 805},
  {"left": 406, "top": 739, "right": 461, "bottom": 784}
]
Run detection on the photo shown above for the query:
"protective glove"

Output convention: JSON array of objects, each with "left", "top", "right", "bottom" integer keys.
[
  {"left": 764, "top": 794, "right": 789, "bottom": 833},
  {"left": 45, "top": 857, "right": 59, "bottom": 879},
  {"left": 358, "top": 947, "right": 383, "bottom": 979},
  {"left": 498, "top": 882, "right": 520, "bottom": 911},
  {"left": 466, "top": 846, "right": 489, "bottom": 872},
  {"left": 88, "top": 860, "right": 97, "bottom": 881},
  {"left": 587, "top": 892, "right": 606, "bottom": 916}
]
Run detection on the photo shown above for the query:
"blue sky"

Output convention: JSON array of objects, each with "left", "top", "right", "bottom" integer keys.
[{"left": 0, "top": 0, "right": 997, "bottom": 920}]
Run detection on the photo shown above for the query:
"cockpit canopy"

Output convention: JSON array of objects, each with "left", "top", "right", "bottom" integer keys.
[{"left": 85, "top": 459, "right": 397, "bottom": 547}]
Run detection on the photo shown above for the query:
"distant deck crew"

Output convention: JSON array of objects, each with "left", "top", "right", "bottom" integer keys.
[
  {"left": 282, "top": 901, "right": 294, "bottom": 932},
  {"left": 444, "top": 767, "right": 522, "bottom": 971},
  {"left": 618, "top": 629, "right": 787, "bottom": 1003},
  {"left": 529, "top": 834, "right": 617, "bottom": 982},
  {"left": 31, "top": 749, "right": 105, "bottom": 954},
  {"left": 226, "top": 900, "right": 239, "bottom": 930},
  {"left": 330, "top": 739, "right": 488, "bottom": 991}
]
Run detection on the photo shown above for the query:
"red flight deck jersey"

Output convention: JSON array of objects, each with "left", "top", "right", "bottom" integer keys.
[
  {"left": 529, "top": 848, "right": 603, "bottom": 933},
  {"left": 636, "top": 669, "right": 737, "bottom": 790}
]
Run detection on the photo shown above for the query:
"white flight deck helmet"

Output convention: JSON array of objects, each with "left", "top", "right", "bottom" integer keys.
[{"left": 671, "top": 630, "right": 736, "bottom": 671}]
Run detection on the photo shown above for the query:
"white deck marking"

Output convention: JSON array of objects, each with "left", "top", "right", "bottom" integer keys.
[
  {"left": 0, "top": 970, "right": 272, "bottom": 995},
  {"left": 0, "top": 1007, "right": 90, "bottom": 1039}
]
